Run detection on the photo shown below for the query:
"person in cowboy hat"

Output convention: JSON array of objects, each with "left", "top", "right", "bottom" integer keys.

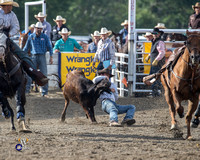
[
  {"left": 144, "top": 32, "right": 153, "bottom": 41},
  {"left": 145, "top": 27, "right": 165, "bottom": 97},
  {"left": 35, "top": 12, "right": 52, "bottom": 38},
  {"left": 51, "top": 15, "right": 70, "bottom": 43},
  {"left": 53, "top": 28, "right": 84, "bottom": 53},
  {"left": 92, "top": 27, "right": 115, "bottom": 71},
  {"left": 87, "top": 31, "right": 101, "bottom": 53},
  {"left": 188, "top": 2, "right": 200, "bottom": 29},
  {"left": 118, "top": 20, "right": 128, "bottom": 45},
  {"left": 23, "top": 22, "right": 53, "bottom": 97},
  {"left": 92, "top": 68, "right": 136, "bottom": 127},
  {"left": 21, "top": 24, "right": 35, "bottom": 35}
]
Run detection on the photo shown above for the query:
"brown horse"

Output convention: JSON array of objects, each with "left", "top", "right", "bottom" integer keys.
[
  {"left": 160, "top": 31, "right": 200, "bottom": 139},
  {"left": 19, "top": 31, "right": 30, "bottom": 55}
]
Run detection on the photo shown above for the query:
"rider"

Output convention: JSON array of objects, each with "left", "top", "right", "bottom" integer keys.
[{"left": 0, "top": 0, "right": 48, "bottom": 119}]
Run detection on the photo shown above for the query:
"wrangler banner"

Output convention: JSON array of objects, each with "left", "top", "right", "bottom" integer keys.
[{"left": 58, "top": 52, "right": 99, "bottom": 85}]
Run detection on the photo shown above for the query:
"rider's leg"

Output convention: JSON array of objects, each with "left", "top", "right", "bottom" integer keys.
[{"left": 9, "top": 40, "right": 48, "bottom": 86}]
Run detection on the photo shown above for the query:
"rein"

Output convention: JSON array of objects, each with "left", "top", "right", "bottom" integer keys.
[{"left": 171, "top": 34, "right": 200, "bottom": 81}]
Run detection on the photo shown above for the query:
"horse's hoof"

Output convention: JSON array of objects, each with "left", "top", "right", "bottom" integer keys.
[
  {"left": 19, "top": 129, "right": 32, "bottom": 133},
  {"left": 170, "top": 124, "right": 177, "bottom": 130},
  {"left": 2, "top": 110, "right": 11, "bottom": 119},
  {"left": 179, "top": 113, "right": 184, "bottom": 118},
  {"left": 18, "top": 117, "right": 32, "bottom": 133},
  {"left": 186, "top": 136, "right": 195, "bottom": 141}
]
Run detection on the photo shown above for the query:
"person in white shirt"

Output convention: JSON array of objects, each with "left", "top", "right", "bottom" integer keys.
[
  {"left": 93, "top": 68, "right": 136, "bottom": 127},
  {"left": 92, "top": 27, "right": 115, "bottom": 71}
]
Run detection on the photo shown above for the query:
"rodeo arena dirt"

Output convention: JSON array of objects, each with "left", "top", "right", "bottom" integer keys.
[
  {"left": 2, "top": 1, "right": 200, "bottom": 160},
  {"left": 1, "top": 90, "right": 200, "bottom": 160}
]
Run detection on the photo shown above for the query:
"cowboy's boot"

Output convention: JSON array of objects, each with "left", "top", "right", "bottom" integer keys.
[{"left": 22, "top": 61, "right": 49, "bottom": 86}]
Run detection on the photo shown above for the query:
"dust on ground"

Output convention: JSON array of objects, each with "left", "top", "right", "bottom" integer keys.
[{"left": 0, "top": 89, "right": 200, "bottom": 160}]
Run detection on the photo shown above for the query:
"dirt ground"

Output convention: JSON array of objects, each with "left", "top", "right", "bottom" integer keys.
[{"left": 1, "top": 89, "right": 200, "bottom": 160}]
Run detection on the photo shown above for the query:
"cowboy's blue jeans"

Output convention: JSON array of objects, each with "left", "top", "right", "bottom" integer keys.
[
  {"left": 194, "top": 104, "right": 200, "bottom": 117},
  {"left": 150, "top": 65, "right": 161, "bottom": 96},
  {"left": 101, "top": 99, "right": 135, "bottom": 122},
  {"left": 31, "top": 54, "right": 48, "bottom": 96}
]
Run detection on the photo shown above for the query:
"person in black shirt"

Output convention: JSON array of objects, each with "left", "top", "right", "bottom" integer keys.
[{"left": 51, "top": 15, "right": 70, "bottom": 45}]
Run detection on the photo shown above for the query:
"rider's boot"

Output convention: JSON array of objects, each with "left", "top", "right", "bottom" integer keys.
[{"left": 191, "top": 103, "right": 200, "bottom": 128}]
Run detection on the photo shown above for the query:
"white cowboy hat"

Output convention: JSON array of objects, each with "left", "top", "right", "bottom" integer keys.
[
  {"left": 144, "top": 32, "right": 152, "bottom": 37},
  {"left": 154, "top": 23, "right": 166, "bottom": 29},
  {"left": 34, "top": 12, "right": 47, "bottom": 18},
  {"left": 91, "top": 31, "right": 101, "bottom": 37},
  {"left": 192, "top": 2, "right": 200, "bottom": 10},
  {"left": 99, "top": 27, "right": 112, "bottom": 36},
  {"left": 34, "top": 22, "right": 43, "bottom": 29},
  {"left": 121, "top": 20, "right": 128, "bottom": 26},
  {"left": 29, "top": 24, "right": 35, "bottom": 29},
  {"left": 53, "top": 15, "right": 66, "bottom": 24},
  {"left": 0, "top": 0, "right": 19, "bottom": 7},
  {"left": 59, "top": 28, "right": 71, "bottom": 36}
]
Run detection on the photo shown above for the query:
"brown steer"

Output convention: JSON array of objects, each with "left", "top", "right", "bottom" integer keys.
[{"left": 59, "top": 70, "right": 111, "bottom": 122}]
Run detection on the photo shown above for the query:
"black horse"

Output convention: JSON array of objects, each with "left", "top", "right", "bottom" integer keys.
[{"left": 0, "top": 32, "right": 30, "bottom": 132}]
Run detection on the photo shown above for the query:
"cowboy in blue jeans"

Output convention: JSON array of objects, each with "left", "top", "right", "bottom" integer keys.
[
  {"left": 23, "top": 22, "right": 53, "bottom": 97},
  {"left": 93, "top": 68, "right": 136, "bottom": 127}
]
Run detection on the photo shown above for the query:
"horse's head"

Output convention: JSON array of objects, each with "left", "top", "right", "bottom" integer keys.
[
  {"left": 110, "top": 31, "right": 123, "bottom": 52},
  {"left": 0, "top": 32, "right": 8, "bottom": 61},
  {"left": 186, "top": 31, "right": 200, "bottom": 65},
  {"left": 19, "top": 31, "right": 29, "bottom": 49}
]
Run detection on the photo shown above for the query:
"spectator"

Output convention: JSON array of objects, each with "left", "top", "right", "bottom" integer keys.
[
  {"left": 93, "top": 68, "right": 136, "bottom": 127},
  {"left": 51, "top": 15, "right": 70, "bottom": 44},
  {"left": 87, "top": 31, "right": 101, "bottom": 53},
  {"left": 154, "top": 23, "right": 168, "bottom": 41},
  {"left": 189, "top": 2, "right": 200, "bottom": 29},
  {"left": 23, "top": 22, "right": 53, "bottom": 97},
  {"left": 119, "top": 20, "right": 128, "bottom": 45},
  {"left": 53, "top": 28, "right": 84, "bottom": 53},
  {"left": 21, "top": 24, "right": 35, "bottom": 35},
  {"left": 145, "top": 28, "right": 165, "bottom": 97},
  {"left": 144, "top": 32, "right": 153, "bottom": 41},
  {"left": 34, "top": 12, "right": 52, "bottom": 38},
  {"left": 92, "top": 27, "right": 115, "bottom": 71}
]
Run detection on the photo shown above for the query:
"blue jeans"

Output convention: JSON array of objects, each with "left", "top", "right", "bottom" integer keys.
[
  {"left": 25, "top": 75, "right": 32, "bottom": 93},
  {"left": 101, "top": 99, "right": 136, "bottom": 122},
  {"left": 150, "top": 65, "right": 161, "bottom": 96},
  {"left": 31, "top": 54, "right": 48, "bottom": 96}
]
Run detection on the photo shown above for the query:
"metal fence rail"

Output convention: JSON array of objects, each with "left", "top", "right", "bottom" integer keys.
[{"left": 112, "top": 52, "right": 129, "bottom": 97}]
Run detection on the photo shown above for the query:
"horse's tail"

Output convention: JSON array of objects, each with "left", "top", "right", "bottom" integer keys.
[{"left": 51, "top": 74, "right": 65, "bottom": 89}]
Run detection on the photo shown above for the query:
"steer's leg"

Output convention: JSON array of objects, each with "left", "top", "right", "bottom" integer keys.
[{"left": 61, "top": 97, "right": 70, "bottom": 122}]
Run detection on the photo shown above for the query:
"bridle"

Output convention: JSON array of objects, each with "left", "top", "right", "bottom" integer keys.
[{"left": 171, "top": 34, "right": 200, "bottom": 84}]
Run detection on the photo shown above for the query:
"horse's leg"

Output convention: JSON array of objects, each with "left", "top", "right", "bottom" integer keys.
[
  {"left": 15, "top": 78, "right": 31, "bottom": 132},
  {"left": 185, "top": 97, "right": 199, "bottom": 140},
  {"left": 60, "top": 97, "right": 70, "bottom": 122},
  {"left": 171, "top": 91, "right": 184, "bottom": 118},
  {"left": 161, "top": 75, "right": 176, "bottom": 130},
  {"left": 0, "top": 93, "right": 15, "bottom": 130}
]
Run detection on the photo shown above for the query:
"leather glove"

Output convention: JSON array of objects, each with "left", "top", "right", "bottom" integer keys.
[
  {"left": 152, "top": 59, "right": 159, "bottom": 66},
  {"left": 145, "top": 55, "right": 150, "bottom": 62}
]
